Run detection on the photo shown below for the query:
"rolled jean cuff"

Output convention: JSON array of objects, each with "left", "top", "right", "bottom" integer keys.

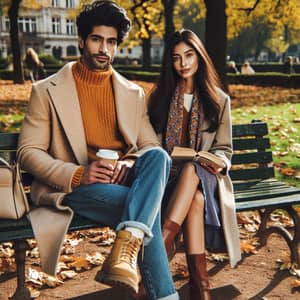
[
  {"left": 116, "top": 221, "right": 153, "bottom": 245},
  {"left": 158, "top": 292, "right": 179, "bottom": 300}
]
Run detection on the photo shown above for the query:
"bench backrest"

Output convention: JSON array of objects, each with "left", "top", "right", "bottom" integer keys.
[
  {"left": 230, "top": 121, "right": 274, "bottom": 191},
  {"left": 0, "top": 121, "right": 274, "bottom": 190}
]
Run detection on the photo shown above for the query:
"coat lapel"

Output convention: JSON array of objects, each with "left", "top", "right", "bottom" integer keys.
[
  {"left": 112, "top": 70, "right": 139, "bottom": 147},
  {"left": 47, "top": 63, "right": 87, "bottom": 165}
]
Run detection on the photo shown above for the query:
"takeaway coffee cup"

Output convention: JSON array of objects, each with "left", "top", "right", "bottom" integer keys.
[{"left": 96, "top": 149, "right": 119, "bottom": 168}]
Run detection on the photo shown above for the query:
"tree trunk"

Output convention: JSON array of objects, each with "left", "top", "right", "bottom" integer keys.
[
  {"left": 142, "top": 38, "right": 151, "bottom": 70},
  {"left": 162, "top": 0, "right": 175, "bottom": 44},
  {"left": 9, "top": 0, "right": 24, "bottom": 84},
  {"left": 204, "top": 0, "right": 227, "bottom": 91}
]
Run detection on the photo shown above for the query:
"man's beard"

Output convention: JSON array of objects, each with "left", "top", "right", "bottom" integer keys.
[{"left": 92, "top": 53, "right": 111, "bottom": 71}]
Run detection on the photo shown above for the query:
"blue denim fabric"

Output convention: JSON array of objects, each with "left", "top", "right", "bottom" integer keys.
[{"left": 64, "top": 148, "right": 179, "bottom": 300}]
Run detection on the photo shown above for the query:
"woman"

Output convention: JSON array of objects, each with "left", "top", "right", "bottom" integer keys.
[
  {"left": 148, "top": 29, "right": 241, "bottom": 300},
  {"left": 24, "top": 48, "right": 45, "bottom": 82}
]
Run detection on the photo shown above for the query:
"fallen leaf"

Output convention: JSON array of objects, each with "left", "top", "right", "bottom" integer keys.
[
  {"left": 59, "top": 270, "right": 77, "bottom": 280},
  {"left": 291, "top": 279, "right": 300, "bottom": 287},
  {"left": 208, "top": 253, "right": 229, "bottom": 262},
  {"left": 240, "top": 239, "right": 259, "bottom": 254},
  {"left": 42, "top": 274, "right": 63, "bottom": 288},
  {"left": 280, "top": 167, "right": 296, "bottom": 176},
  {"left": 68, "top": 257, "right": 90, "bottom": 271},
  {"left": 86, "top": 252, "right": 106, "bottom": 266}
]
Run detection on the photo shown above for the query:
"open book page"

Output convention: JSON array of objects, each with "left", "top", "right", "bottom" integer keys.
[{"left": 171, "top": 146, "right": 225, "bottom": 169}]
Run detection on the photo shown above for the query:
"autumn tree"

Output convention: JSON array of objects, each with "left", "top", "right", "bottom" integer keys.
[
  {"left": 2, "top": 0, "right": 24, "bottom": 83},
  {"left": 227, "top": 0, "right": 300, "bottom": 60},
  {"left": 126, "top": 0, "right": 164, "bottom": 69}
]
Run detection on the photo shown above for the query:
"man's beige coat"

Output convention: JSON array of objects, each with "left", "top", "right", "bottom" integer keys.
[{"left": 17, "top": 62, "right": 160, "bottom": 275}]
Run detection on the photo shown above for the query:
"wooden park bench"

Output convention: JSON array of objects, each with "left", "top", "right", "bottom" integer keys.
[{"left": 1, "top": 121, "right": 300, "bottom": 299}]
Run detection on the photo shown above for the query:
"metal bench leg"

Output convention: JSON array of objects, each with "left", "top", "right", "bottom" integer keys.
[
  {"left": 257, "top": 206, "right": 300, "bottom": 267},
  {"left": 9, "top": 240, "right": 31, "bottom": 300}
]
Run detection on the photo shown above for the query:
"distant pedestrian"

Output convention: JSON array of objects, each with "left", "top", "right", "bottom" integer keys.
[
  {"left": 227, "top": 60, "right": 239, "bottom": 74},
  {"left": 24, "top": 48, "right": 45, "bottom": 81},
  {"left": 283, "top": 56, "right": 295, "bottom": 74},
  {"left": 241, "top": 61, "right": 255, "bottom": 75}
]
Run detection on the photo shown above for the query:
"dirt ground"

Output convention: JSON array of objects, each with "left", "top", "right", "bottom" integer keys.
[{"left": 0, "top": 231, "right": 298, "bottom": 300}]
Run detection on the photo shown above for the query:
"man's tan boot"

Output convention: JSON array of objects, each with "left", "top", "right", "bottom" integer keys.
[{"left": 95, "top": 230, "right": 142, "bottom": 294}]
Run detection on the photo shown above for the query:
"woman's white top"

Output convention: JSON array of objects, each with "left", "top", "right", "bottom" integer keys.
[{"left": 184, "top": 93, "right": 193, "bottom": 112}]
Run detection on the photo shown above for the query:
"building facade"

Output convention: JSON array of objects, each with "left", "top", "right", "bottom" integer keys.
[
  {"left": 0, "top": 0, "right": 80, "bottom": 59},
  {"left": 0, "top": 1, "right": 163, "bottom": 64}
]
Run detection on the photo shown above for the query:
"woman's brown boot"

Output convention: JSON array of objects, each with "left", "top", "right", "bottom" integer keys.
[
  {"left": 162, "top": 218, "right": 181, "bottom": 260},
  {"left": 134, "top": 282, "right": 149, "bottom": 300},
  {"left": 186, "top": 254, "right": 211, "bottom": 300}
]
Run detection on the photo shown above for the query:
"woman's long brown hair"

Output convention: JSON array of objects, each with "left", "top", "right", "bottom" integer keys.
[{"left": 148, "top": 29, "right": 222, "bottom": 139}]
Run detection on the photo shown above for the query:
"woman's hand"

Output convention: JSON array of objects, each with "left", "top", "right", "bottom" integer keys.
[{"left": 111, "top": 159, "right": 135, "bottom": 185}]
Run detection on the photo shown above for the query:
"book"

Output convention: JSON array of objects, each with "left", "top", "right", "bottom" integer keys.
[{"left": 171, "top": 146, "right": 225, "bottom": 169}]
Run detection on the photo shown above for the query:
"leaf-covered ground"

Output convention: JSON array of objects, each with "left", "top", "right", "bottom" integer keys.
[{"left": 0, "top": 210, "right": 299, "bottom": 299}]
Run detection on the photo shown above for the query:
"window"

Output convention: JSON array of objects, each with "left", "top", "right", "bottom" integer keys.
[
  {"left": 66, "top": 0, "right": 75, "bottom": 8},
  {"left": 66, "top": 19, "right": 75, "bottom": 35},
  {"left": 52, "top": 17, "right": 61, "bottom": 34},
  {"left": 5, "top": 17, "right": 10, "bottom": 32},
  {"left": 67, "top": 45, "right": 77, "bottom": 56},
  {"left": 52, "top": 0, "right": 60, "bottom": 7},
  {"left": 18, "top": 17, "right": 37, "bottom": 33}
]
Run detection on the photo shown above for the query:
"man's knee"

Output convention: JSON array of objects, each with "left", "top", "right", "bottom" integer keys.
[{"left": 141, "top": 147, "right": 171, "bottom": 166}]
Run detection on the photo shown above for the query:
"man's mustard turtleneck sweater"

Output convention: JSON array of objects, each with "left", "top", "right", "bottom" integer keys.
[{"left": 71, "top": 60, "right": 126, "bottom": 187}]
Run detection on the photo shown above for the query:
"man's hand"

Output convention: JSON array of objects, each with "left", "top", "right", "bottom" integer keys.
[
  {"left": 81, "top": 160, "right": 114, "bottom": 184},
  {"left": 111, "top": 159, "right": 135, "bottom": 185}
]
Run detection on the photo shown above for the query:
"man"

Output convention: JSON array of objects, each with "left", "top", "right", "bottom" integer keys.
[{"left": 17, "top": 1, "right": 179, "bottom": 299}]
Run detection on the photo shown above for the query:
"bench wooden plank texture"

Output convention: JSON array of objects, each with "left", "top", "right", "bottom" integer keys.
[
  {"left": 230, "top": 121, "right": 300, "bottom": 267},
  {"left": 1, "top": 121, "right": 300, "bottom": 299}
]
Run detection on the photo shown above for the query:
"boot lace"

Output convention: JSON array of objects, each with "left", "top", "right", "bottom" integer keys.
[{"left": 120, "top": 237, "right": 141, "bottom": 268}]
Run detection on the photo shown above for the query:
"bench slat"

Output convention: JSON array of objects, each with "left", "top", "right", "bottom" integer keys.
[
  {"left": 236, "top": 193, "right": 300, "bottom": 211},
  {"left": 233, "top": 179, "right": 286, "bottom": 191},
  {"left": 0, "top": 133, "right": 19, "bottom": 150},
  {"left": 235, "top": 187, "right": 300, "bottom": 202},
  {"left": 0, "top": 215, "right": 101, "bottom": 243},
  {"left": 231, "top": 151, "right": 273, "bottom": 165},
  {"left": 232, "top": 123, "right": 268, "bottom": 137},
  {"left": 230, "top": 167, "right": 275, "bottom": 180},
  {"left": 232, "top": 138, "right": 270, "bottom": 151}
]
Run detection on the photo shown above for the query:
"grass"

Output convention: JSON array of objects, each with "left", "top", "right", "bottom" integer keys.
[{"left": 232, "top": 102, "right": 300, "bottom": 186}]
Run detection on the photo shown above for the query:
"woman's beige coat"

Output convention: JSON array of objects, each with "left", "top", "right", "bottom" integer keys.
[
  {"left": 17, "top": 62, "right": 160, "bottom": 275},
  {"left": 199, "top": 89, "right": 241, "bottom": 267}
]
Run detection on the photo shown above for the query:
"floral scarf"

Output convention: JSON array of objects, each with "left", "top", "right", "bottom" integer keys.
[{"left": 165, "top": 81, "right": 202, "bottom": 155}]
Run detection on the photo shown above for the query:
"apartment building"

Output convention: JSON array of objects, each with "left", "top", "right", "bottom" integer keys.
[
  {"left": 0, "top": 1, "right": 164, "bottom": 64},
  {"left": 0, "top": 0, "right": 80, "bottom": 59}
]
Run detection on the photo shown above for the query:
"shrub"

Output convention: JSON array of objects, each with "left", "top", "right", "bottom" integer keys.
[
  {"left": 38, "top": 54, "right": 61, "bottom": 66},
  {"left": 228, "top": 73, "right": 300, "bottom": 88},
  {"left": 0, "top": 57, "right": 9, "bottom": 69}
]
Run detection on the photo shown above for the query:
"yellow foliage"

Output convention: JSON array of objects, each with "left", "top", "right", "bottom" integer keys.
[{"left": 227, "top": 0, "right": 300, "bottom": 43}]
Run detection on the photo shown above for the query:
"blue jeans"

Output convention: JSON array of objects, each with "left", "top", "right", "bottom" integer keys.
[{"left": 64, "top": 148, "right": 179, "bottom": 300}]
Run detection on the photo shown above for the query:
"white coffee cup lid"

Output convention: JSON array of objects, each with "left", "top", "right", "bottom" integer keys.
[{"left": 96, "top": 149, "right": 119, "bottom": 160}]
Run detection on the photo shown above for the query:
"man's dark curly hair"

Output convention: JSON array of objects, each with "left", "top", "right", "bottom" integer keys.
[{"left": 76, "top": 0, "right": 131, "bottom": 45}]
